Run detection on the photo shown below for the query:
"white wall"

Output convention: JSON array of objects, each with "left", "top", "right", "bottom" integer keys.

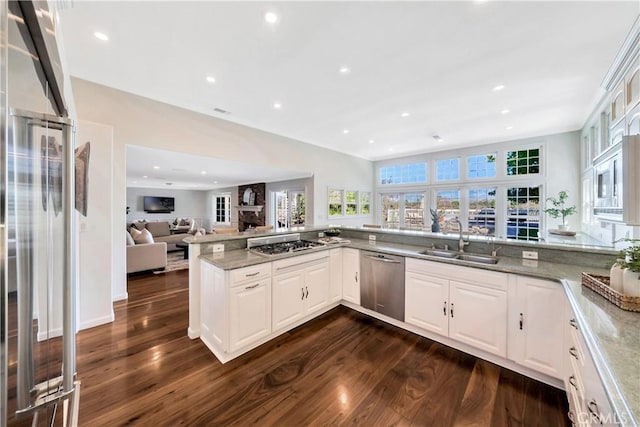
[
  {"left": 71, "top": 78, "right": 374, "bottom": 301},
  {"left": 77, "top": 120, "right": 115, "bottom": 328},
  {"left": 126, "top": 187, "right": 208, "bottom": 222}
]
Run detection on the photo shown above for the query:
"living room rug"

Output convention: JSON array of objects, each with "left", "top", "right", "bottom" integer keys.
[{"left": 154, "top": 252, "right": 189, "bottom": 274}]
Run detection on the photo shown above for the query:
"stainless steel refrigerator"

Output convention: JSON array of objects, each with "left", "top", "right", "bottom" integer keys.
[{"left": 1, "top": 1, "right": 79, "bottom": 425}]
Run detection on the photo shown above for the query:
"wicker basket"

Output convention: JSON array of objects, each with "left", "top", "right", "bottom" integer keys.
[{"left": 581, "top": 273, "right": 640, "bottom": 312}]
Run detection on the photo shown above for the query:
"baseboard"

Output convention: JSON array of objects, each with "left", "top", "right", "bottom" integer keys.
[
  {"left": 79, "top": 313, "right": 115, "bottom": 331},
  {"left": 188, "top": 327, "right": 200, "bottom": 339},
  {"left": 37, "top": 327, "right": 63, "bottom": 342},
  {"left": 112, "top": 292, "right": 128, "bottom": 302}
]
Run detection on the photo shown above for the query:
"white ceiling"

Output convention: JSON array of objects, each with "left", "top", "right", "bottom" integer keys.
[
  {"left": 59, "top": 1, "right": 638, "bottom": 173},
  {"left": 126, "top": 146, "right": 311, "bottom": 190}
]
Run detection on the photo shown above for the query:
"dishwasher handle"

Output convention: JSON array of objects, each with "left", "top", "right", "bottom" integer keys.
[{"left": 365, "top": 255, "right": 401, "bottom": 264}]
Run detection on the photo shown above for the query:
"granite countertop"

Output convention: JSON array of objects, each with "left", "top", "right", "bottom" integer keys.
[{"left": 199, "top": 239, "right": 639, "bottom": 424}]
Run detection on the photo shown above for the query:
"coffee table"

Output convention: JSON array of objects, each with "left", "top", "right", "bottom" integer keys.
[{"left": 175, "top": 242, "right": 189, "bottom": 260}]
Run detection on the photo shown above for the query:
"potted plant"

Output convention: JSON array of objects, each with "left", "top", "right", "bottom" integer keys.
[
  {"left": 430, "top": 209, "right": 442, "bottom": 233},
  {"left": 615, "top": 238, "right": 640, "bottom": 297},
  {"left": 543, "top": 190, "right": 577, "bottom": 230}
]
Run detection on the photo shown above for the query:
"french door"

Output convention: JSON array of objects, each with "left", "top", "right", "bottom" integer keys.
[{"left": 273, "top": 190, "right": 306, "bottom": 230}]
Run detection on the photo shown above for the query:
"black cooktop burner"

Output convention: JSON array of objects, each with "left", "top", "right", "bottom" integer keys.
[{"left": 251, "top": 239, "right": 323, "bottom": 255}]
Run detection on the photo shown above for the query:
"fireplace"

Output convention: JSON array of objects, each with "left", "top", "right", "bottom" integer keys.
[{"left": 237, "top": 183, "right": 266, "bottom": 231}]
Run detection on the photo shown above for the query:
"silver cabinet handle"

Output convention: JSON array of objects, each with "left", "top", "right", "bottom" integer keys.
[
  {"left": 450, "top": 303, "right": 454, "bottom": 318},
  {"left": 245, "top": 283, "right": 259, "bottom": 290},
  {"left": 519, "top": 313, "right": 524, "bottom": 330},
  {"left": 365, "top": 255, "right": 401, "bottom": 263},
  {"left": 305, "top": 286, "right": 309, "bottom": 299},
  {"left": 443, "top": 301, "right": 447, "bottom": 316},
  {"left": 569, "top": 318, "right": 578, "bottom": 330},
  {"left": 569, "top": 347, "right": 579, "bottom": 360},
  {"left": 245, "top": 271, "right": 260, "bottom": 277},
  {"left": 301, "top": 288, "right": 305, "bottom": 300},
  {"left": 355, "top": 272, "right": 358, "bottom": 283},
  {"left": 587, "top": 399, "right": 602, "bottom": 424},
  {"left": 568, "top": 375, "right": 578, "bottom": 390}
]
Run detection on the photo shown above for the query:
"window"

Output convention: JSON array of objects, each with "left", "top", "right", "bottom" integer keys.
[
  {"left": 360, "top": 192, "right": 370, "bottom": 215},
  {"left": 403, "top": 193, "right": 425, "bottom": 229},
  {"left": 328, "top": 189, "right": 343, "bottom": 216},
  {"left": 436, "top": 190, "right": 460, "bottom": 221},
  {"left": 507, "top": 186, "right": 540, "bottom": 241},
  {"left": 467, "top": 154, "right": 496, "bottom": 179},
  {"left": 380, "top": 193, "right": 400, "bottom": 228},
  {"left": 506, "top": 148, "right": 540, "bottom": 176},
  {"left": 468, "top": 188, "right": 496, "bottom": 235},
  {"left": 380, "top": 162, "right": 427, "bottom": 185},
  {"left": 345, "top": 191, "right": 358, "bottom": 215},
  {"left": 213, "top": 194, "right": 231, "bottom": 224},
  {"left": 436, "top": 158, "right": 460, "bottom": 181}
]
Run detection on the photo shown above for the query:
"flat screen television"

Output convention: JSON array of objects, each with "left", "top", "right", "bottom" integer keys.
[{"left": 143, "top": 196, "right": 175, "bottom": 213}]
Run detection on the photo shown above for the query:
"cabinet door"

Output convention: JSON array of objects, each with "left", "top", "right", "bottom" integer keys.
[
  {"left": 328, "top": 248, "right": 343, "bottom": 303},
  {"left": 229, "top": 279, "right": 271, "bottom": 352},
  {"left": 512, "top": 276, "right": 565, "bottom": 379},
  {"left": 342, "top": 248, "right": 360, "bottom": 305},
  {"left": 272, "top": 271, "right": 305, "bottom": 331},
  {"left": 304, "top": 262, "right": 330, "bottom": 314},
  {"left": 449, "top": 280, "right": 507, "bottom": 357},
  {"left": 405, "top": 272, "right": 449, "bottom": 336},
  {"left": 200, "top": 262, "right": 226, "bottom": 349}
]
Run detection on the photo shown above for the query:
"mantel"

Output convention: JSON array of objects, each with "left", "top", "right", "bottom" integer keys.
[{"left": 236, "top": 205, "right": 264, "bottom": 213}]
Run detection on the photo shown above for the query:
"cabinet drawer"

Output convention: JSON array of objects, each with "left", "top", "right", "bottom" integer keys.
[
  {"left": 231, "top": 263, "right": 271, "bottom": 285},
  {"left": 406, "top": 258, "right": 507, "bottom": 291}
]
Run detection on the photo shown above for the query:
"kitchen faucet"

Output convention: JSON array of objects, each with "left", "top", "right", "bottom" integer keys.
[{"left": 451, "top": 218, "right": 468, "bottom": 253}]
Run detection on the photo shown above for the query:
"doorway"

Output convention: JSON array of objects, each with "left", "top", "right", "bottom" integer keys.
[{"left": 273, "top": 190, "right": 305, "bottom": 230}]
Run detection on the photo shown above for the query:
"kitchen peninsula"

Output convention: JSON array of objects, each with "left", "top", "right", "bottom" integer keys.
[{"left": 185, "top": 226, "right": 639, "bottom": 426}]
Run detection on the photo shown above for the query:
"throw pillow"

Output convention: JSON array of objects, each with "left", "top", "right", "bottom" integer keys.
[
  {"left": 126, "top": 231, "right": 135, "bottom": 246},
  {"left": 179, "top": 219, "right": 190, "bottom": 226},
  {"left": 131, "top": 220, "right": 147, "bottom": 231},
  {"left": 130, "top": 227, "right": 155, "bottom": 244}
]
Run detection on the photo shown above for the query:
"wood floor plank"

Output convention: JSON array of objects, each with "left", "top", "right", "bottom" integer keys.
[
  {"left": 6, "top": 269, "right": 570, "bottom": 426},
  {"left": 453, "top": 360, "right": 501, "bottom": 426}
]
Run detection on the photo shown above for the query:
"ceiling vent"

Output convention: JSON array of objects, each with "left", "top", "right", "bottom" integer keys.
[
  {"left": 213, "top": 107, "right": 231, "bottom": 115},
  {"left": 165, "top": 182, "right": 173, "bottom": 186}
]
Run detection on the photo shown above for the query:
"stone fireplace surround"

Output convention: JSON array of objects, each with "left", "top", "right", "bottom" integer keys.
[{"left": 238, "top": 183, "right": 266, "bottom": 231}]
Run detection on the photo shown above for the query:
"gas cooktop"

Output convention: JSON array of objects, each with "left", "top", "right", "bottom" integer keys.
[{"left": 247, "top": 233, "right": 324, "bottom": 256}]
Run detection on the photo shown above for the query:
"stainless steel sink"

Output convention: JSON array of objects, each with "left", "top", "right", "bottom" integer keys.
[
  {"left": 457, "top": 254, "right": 499, "bottom": 264},
  {"left": 419, "top": 249, "right": 458, "bottom": 258},
  {"left": 419, "top": 249, "right": 499, "bottom": 264}
]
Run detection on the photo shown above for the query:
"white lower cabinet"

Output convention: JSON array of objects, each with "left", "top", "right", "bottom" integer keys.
[
  {"left": 508, "top": 276, "right": 564, "bottom": 379},
  {"left": 329, "top": 248, "right": 343, "bottom": 303},
  {"left": 272, "top": 253, "right": 330, "bottom": 332},
  {"left": 342, "top": 248, "right": 360, "bottom": 305},
  {"left": 229, "top": 279, "right": 271, "bottom": 352},
  {"left": 405, "top": 258, "right": 508, "bottom": 358}
]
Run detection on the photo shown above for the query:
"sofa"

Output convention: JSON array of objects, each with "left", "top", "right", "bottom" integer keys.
[
  {"left": 127, "top": 241, "right": 167, "bottom": 274},
  {"left": 172, "top": 217, "right": 194, "bottom": 233},
  {"left": 129, "top": 221, "right": 188, "bottom": 252}
]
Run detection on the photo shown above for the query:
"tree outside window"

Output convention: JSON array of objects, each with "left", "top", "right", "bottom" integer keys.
[
  {"left": 346, "top": 191, "right": 358, "bottom": 215},
  {"left": 360, "top": 192, "right": 370, "bottom": 215},
  {"left": 328, "top": 189, "right": 343, "bottom": 216}
]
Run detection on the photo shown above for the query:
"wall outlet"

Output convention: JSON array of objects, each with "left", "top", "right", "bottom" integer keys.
[
  {"left": 522, "top": 259, "right": 539, "bottom": 268},
  {"left": 522, "top": 250, "right": 538, "bottom": 260},
  {"left": 318, "top": 232, "right": 325, "bottom": 238},
  {"left": 369, "top": 235, "right": 377, "bottom": 242},
  {"left": 213, "top": 243, "right": 225, "bottom": 253}
]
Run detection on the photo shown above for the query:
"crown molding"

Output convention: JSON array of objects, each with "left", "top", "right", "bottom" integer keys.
[{"left": 601, "top": 15, "right": 640, "bottom": 91}]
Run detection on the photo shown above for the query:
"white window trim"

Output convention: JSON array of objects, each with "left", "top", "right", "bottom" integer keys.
[
  {"left": 328, "top": 188, "right": 372, "bottom": 218},
  {"left": 212, "top": 193, "right": 231, "bottom": 225}
]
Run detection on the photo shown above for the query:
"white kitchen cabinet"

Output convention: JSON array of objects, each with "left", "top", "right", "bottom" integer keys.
[
  {"left": 449, "top": 280, "right": 508, "bottom": 357},
  {"left": 200, "top": 261, "right": 272, "bottom": 357},
  {"left": 508, "top": 276, "right": 564, "bottom": 379},
  {"left": 229, "top": 279, "right": 271, "bottom": 352},
  {"left": 342, "top": 248, "right": 360, "bottom": 305},
  {"left": 272, "top": 252, "right": 330, "bottom": 332},
  {"left": 405, "top": 271, "right": 448, "bottom": 336},
  {"left": 328, "top": 248, "right": 343, "bottom": 303},
  {"left": 404, "top": 258, "right": 508, "bottom": 358}
]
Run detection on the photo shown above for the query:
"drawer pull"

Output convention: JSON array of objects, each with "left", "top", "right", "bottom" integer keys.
[
  {"left": 569, "top": 347, "right": 579, "bottom": 360},
  {"left": 587, "top": 399, "right": 602, "bottom": 424},
  {"left": 568, "top": 375, "right": 578, "bottom": 390},
  {"left": 245, "top": 283, "right": 259, "bottom": 290},
  {"left": 245, "top": 271, "right": 260, "bottom": 277},
  {"left": 569, "top": 318, "right": 578, "bottom": 330}
]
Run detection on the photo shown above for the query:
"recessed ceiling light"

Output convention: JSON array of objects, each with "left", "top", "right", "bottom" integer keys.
[
  {"left": 143, "top": 175, "right": 148, "bottom": 179},
  {"left": 273, "top": 102, "right": 282, "bottom": 109},
  {"left": 501, "top": 109, "right": 510, "bottom": 115},
  {"left": 492, "top": 84, "right": 505, "bottom": 92},
  {"left": 339, "top": 66, "right": 351, "bottom": 75},
  {"left": 213, "top": 181, "right": 218, "bottom": 184},
  {"left": 342, "top": 129, "right": 350, "bottom": 135},
  {"left": 153, "top": 166, "right": 160, "bottom": 169},
  {"left": 264, "top": 11, "right": 278, "bottom": 24},
  {"left": 506, "top": 126, "right": 514, "bottom": 130},
  {"left": 433, "top": 135, "right": 444, "bottom": 143},
  {"left": 401, "top": 112, "right": 410, "bottom": 118},
  {"left": 93, "top": 31, "right": 109, "bottom": 41},
  {"left": 132, "top": 181, "right": 137, "bottom": 184},
  {"left": 369, "top": 139, "right": 375, "bottom": 144},
  {"left": 201, "top": 171, "right": 207, "bottom": 175},
  {"left": 206, "top": 76, "right": 216, "bottom": 84},
  {"left": 388, "top": 147, "right": 394, "bottom": 152}
]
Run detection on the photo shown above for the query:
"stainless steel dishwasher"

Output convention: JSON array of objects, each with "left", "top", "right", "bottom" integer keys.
[{"left": 360, "top": 251, "right": 405, "bottom": 321}]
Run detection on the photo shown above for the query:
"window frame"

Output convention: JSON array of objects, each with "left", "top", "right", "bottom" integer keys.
[
  {"left": 328, "top": 188, "right": 372, "bottom": 218},
  {"left": 212, "top": 193, "right": 231, "bottom": 225}
]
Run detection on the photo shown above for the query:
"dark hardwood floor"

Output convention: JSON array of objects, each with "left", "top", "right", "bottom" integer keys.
[{"left": 8, "top": 270, "right": 570, "bottom": 426}]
